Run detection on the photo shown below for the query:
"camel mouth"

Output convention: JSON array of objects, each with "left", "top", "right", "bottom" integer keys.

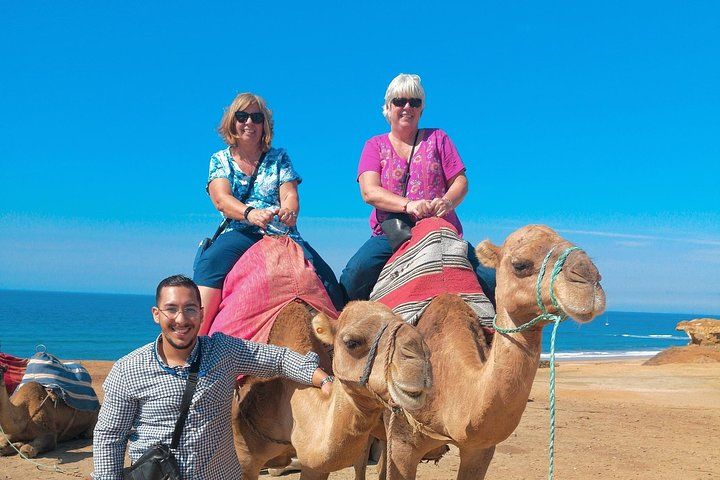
[
  {"left": 388, "top": 381, "right": 427, "bottom": 410},
  {"left": 557, "top": 285, "right": 606, "bottom": 324},
  {"left": 387, "top": 364, "right": 430, "bottom": 410}
]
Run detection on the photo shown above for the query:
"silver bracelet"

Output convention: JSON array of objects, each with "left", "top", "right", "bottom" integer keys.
[{"left": 319, "top": 375, "right": 334, "bottom": 388}]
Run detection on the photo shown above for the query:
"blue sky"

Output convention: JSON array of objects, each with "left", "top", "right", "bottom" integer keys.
[{"left": 1, "top": 1, "right": 718, "bottom": 315}]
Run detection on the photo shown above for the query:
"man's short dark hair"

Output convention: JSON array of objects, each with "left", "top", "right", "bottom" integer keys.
[{"left": 155, "top": 275, "right": 202, "bottom": 306}]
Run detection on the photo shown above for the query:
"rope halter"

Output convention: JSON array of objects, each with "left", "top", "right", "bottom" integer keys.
[
  {"left": 359, "top": 322, "right": 394, "bottom": 389},
  {"left": 493, "top": 246, "right": 582, "bottom": 334}
]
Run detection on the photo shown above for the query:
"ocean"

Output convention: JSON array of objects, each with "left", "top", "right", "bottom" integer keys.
[{"left": 0, "top": 289, "right": 708, "bottom": 362}]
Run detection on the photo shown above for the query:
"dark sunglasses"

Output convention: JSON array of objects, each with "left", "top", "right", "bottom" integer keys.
[
  {"left": 234, "top": 111, "right": 265, "bottom": 124},
  {"left": 391, "top": 97, "right": 422, "bottom": 108}
]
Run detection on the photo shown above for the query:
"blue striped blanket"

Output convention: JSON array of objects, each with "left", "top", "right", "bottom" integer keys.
[{"left": 17, "top": 351, "right": 100, "bottom": 411}]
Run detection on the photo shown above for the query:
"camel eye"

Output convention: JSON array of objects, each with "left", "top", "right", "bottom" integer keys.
[
  {"left": 343, "top": 337, "right": 363, "bottom": 351},
  {"left": 511, "top": 259, "right": 534, "bottom": 277}
]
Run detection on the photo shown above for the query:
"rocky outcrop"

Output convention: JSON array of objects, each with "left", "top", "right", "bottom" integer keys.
[
  {"left": 676, "top": 318, "right": 720, "bottom": 346},
  {"left": 644, "top": 345, "right": 720, "bottom": 365}
]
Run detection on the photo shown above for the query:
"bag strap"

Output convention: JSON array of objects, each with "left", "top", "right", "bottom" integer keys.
[
  {"left": 398, "top": 129, "right": 421, "bottom": 197},
  {"left": 170, "top": 348, "right": 202, "bottom": 449},
  {"left": 211, "top": 150, "right": 267, "bottom": 241}
]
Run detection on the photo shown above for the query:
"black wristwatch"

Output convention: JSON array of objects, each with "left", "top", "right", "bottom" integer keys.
[{"left": 243, "top": 206, "right": 255, "bottom": 220}]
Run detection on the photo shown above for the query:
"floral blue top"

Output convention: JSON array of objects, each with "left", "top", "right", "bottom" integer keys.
[{"left": 207, "top": 146, "right": 303, "bottom": 241}]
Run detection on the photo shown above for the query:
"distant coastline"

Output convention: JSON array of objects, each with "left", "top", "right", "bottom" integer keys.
[{"left": 1, "top": 289, "right": 713, "bottom": 362}]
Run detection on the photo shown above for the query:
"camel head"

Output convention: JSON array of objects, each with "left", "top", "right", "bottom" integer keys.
[
  {"left": 313, "top": 301, "right": 432, "bottom": 411},
  {"left": 476, "top": 224, "right": 605, "bottom": 324}
]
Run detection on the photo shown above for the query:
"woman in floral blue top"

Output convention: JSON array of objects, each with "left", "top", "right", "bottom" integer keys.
[{"left": 193, "top": 92, "right": 343, "bottom": 323}]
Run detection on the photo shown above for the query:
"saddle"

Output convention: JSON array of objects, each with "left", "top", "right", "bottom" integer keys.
[
  {"left": 370, "top": 217, "right": 495, "bottom": 330},
  {"left": 17, "top": 349, "right": 99, "bottom": 411},
  {"left": 206, "top": 236, "right": 338, "bottom": 381}
]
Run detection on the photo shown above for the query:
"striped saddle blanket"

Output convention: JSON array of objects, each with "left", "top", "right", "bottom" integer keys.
[
  {"left": 370, "top": 217, "right": 495, "bottom": 328},
  {"left": 17, "top": 351, "right": 100, "bottom": 411}
]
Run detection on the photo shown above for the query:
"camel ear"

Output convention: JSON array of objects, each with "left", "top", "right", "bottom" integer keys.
[
  {"left": 312, "top": 312, "right": 336, "bottom": 345},
  {"left": 475, "top": 240, "right": 500, "bottom": 268}
]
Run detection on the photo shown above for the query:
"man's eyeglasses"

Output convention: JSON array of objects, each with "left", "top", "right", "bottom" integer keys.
[
  {"left": 391, "top": 97, "right": 422, "bottom": 108},
  {"left": 234, "top": 111, "right": 265, "bottom": 124},
  {"left": 157, "top": 307, "right": 203, "bottom": 320}
]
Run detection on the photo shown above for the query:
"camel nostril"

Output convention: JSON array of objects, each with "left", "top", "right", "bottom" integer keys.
[{"left": 564, "top": 262, "right": 600, "bottom": 284}]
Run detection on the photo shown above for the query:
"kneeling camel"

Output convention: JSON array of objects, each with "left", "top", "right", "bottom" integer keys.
[{"left": 0, "top": 365, "right": 98, "bottom": 458}]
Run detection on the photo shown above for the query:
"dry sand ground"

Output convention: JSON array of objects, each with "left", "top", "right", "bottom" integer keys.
[{"left": 2, "top": 347, "right": 719, "bottom": 480}]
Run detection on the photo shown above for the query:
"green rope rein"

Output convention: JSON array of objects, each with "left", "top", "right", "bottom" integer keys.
[
  {"left": 0, "top": 422, "right": 75, "bottom": 476},
  {"left": 492, "top": 245, "right": 581, "bottom": 480}
]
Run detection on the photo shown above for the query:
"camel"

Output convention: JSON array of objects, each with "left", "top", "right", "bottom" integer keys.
[
  {"left": 0, "top": 365, "right": 98, "bottom": 458},
  {"left": 232, "top": 299, "right": 433, "bottom": 480},
  {"left": 372, "top": 224, "right": 606, "bottom": 479}
]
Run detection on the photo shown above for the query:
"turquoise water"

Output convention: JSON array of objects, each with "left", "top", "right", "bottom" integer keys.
[{"left": 0, "top": 289, "right": 709, "bottom": 361}]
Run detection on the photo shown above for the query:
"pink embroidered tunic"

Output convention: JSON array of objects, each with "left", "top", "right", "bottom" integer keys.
[{"left": 357, "top": 128, "right": 466, "bottom": 236}]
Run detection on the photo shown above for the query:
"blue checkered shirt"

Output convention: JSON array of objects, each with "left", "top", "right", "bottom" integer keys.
[{"left": 92, "top": 332, "right": 319, "bottom": 479}]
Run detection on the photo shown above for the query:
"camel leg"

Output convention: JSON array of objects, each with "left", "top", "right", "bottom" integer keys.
[
  {"left": 21, "top": 433, "right": 57, "bottom": 458},
  {"left": 375, "top": 439, "right": 387, "bottom": 480},
  {"left": 268, "top": 456, "right": 301, "bottom": 476},
  {"left": 385, "top": 439, "right": 422, "bottom": 480},
  {"left": 237, "top": 449, "right": 279, "bottom": 480},
  {"left": 298, "top": 468, "right": 329, "bottom": 480},
  {"left": 19, "top": 443, "right": 37, "bottom": 458},
  {"left": 352, "top": 437, "right": 373, "bottom": 480},
  {"left": 0, "top": 441, "right": 24, "bottom": 456},
  {"left": 0, "top": 434, "right": 11, "bottom": 455},
  {"left": 82, "top": 421, "right": 95, "bottom": 438},
  {"left": 456, "top": 446, "right": 495, "bottom": 480}
]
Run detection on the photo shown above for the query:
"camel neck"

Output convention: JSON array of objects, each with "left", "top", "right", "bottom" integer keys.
[
  {"left": 0, "top": 376, "right": 24, "bottom": 432},
  {"left": 291, "top": 382, "right": 383, "bottom": 471},
  {"left": 484, "top": 312, "right": 543, "bottom": 394}
]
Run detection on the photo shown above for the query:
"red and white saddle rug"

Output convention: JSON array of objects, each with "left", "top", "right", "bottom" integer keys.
[{"left": 370, "top": 217, "right": 495, "bottom": 328}]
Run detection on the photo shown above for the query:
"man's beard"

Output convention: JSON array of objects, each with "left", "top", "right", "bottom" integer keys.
[{"left": 165, "top": 334, "right": 196, "bottom": 350}]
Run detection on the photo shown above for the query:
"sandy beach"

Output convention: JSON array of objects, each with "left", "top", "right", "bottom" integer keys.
[{"left": 2, "top": 348, "right": 719, "bottom": 480}]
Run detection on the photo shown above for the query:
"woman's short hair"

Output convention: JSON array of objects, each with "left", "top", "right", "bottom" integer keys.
[
  {"left": 382, "top": 73, "right": 425, "bottom": 123},
  {"left": 218, "top": 92, "right": 274, "bottom": 151}
]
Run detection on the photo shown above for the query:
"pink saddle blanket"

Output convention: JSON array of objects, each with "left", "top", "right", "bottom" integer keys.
[{"left": 205, "top": 235, "right": 338, "bottom": 347}]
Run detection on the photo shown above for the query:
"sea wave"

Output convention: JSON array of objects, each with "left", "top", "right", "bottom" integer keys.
[
  {"left": 619, "top": 334, "right": 687, "bottom": 340},
  {"left": 541, "top": 350, "right": 662, "bottom": 361}
]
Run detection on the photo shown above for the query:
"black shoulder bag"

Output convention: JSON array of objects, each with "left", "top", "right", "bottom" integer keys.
[
  {"left": 380, "top": 129, "right": 421, "bottom": 251},
  {"left": 122, "top": 350, "right": 202, "bottom": 480},
  {"left": 193, "top": 152, "right": 266, "bottom": 271}
]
